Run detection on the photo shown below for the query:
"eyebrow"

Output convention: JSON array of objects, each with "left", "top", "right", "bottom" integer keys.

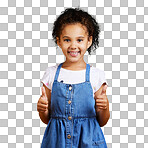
[{"left": 63, "top": 36, "right": 85, "bottom": 38}]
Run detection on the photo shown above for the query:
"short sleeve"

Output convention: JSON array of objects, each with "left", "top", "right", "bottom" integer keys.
[
  {"left": 95, "top": 70, "right": 108, "bottom": 92},
  {"left": 41, "top": 67, "right": 51, "bottom": 90}
]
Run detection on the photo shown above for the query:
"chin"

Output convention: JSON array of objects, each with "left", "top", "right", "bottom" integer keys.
[{"left": 66, "top": 58, "right": 79, "bottom": 63}]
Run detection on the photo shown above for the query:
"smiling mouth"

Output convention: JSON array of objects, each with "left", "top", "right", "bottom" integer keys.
[
  {"left": 67, "top": 51, "right": 80, "bottom": 53},
  {"left": 67, "top": 51, "right": 80, "bottom": 57}
]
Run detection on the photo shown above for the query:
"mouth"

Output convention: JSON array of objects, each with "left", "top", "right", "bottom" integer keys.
[
  {"left": 67, "top": 51, "right": 80, "bottom": 57},
  {"left": 67, "top": 51, "right": 80, "bottom": 53}
]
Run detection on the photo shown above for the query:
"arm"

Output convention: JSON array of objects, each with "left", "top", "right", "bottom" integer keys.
[
  {"left": 38, "top": 84, "right": 51, "bottom": 124},
  {"left": 94, "top": 83, "right": 110, "bottom": 127}
]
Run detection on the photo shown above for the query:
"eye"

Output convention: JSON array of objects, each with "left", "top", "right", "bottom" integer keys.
[
  {"left": 77, "top": 39, "right": 83, "bottom": 42},
  {"left": 64, "top": 39, "right": 70, "bottom": 42}
]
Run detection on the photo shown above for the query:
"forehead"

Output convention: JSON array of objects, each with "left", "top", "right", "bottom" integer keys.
[{"left": 60, "top": 23, "right": 88, "bottom": 36}]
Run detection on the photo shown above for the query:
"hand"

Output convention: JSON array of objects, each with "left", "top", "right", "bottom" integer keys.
[
  {"left": 94, "top": 84, "right": 108, "bottom": 112},
  {"left": 37, "top": 86, "right": 48, "bottom": 113}
]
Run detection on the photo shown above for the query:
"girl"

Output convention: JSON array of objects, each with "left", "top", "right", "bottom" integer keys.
[{"left": 37, "top": 8, "right": 110, "bottom": 148}]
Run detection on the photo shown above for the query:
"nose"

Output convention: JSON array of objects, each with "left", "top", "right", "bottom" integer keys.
[{"left": 69, "top": 41, "right": 77, "bottom": 49}]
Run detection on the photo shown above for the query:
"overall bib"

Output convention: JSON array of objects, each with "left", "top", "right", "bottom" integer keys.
[{"left": 41, "top": 62, "right": 107, "bottom": 148}]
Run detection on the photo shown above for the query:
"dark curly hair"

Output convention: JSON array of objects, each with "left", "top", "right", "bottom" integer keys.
[{"left": 52, "top": 8, "right": 101, "bottom": 55}]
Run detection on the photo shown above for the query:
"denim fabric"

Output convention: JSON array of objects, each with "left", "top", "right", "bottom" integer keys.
[{"left": 41, "top": 62, "right": 107, "bottom": 148}]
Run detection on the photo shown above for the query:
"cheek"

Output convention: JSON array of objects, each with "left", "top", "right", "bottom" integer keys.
[
  {"left": 60, "top": 44, "right": 68, "bottom": 51},
  {"left": 79, "top": 43, "right": 89, "bottom": 50},
  {"left": 62, "top": 43, "right": 69, "bottom": 48}
]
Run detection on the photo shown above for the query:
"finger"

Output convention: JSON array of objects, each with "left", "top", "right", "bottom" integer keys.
[
  {"left": 96, "top": 103, "right": 107, "bottom": 108},
  {"left": 101, "top": 84, "right": 107, "bottom": 95},
  {"left": 94, "top": 95, "right": 106, "bottom": 99},
  {"left": 38, "top": 97, "right": 48, "bottom": 104},
  {"left": 38, "top": 103, "right": 48, "bottom": 109},
  {"left": 95, "top": 106, "right": 101, "bottom": 112},
  {"left": 95, "top": 106, "right": 107, "bottom": 111},
  {"left": 38, "top": 110, "right": 46, "bottom": 113},
  {"left": 97, "top": 106, "right": 107, "bottom": 110},
  {"left": 95, "top": 99, "right": 105, "bottom": 104},
  {"left": 95, "top": 97, "right": 107, "bottom": 103},
  {"left": 37, "top": 104, "right": 48, "bottom": 111},
  {"left": 95, "top": 95, "right": 107, "bottom": 102},
  {"left": 37, "top": 108, "right": 47, "bottom": 112},
  {"left": 37, "top": 105, "right": 48, "bottom": 113},
  {"left": 41, "top": 86, "right": 47, "bottom": 99}
]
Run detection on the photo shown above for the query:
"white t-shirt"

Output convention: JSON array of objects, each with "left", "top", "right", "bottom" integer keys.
[{"left": 41, "top": 63, "right": 108, "bottom": 97}]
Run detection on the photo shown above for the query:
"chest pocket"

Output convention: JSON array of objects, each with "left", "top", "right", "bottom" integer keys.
[{"left": 72, "top": 82, "right": 96, "bottom": 117}]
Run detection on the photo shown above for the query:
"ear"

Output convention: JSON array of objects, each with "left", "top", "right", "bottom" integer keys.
[
  {"left": 87, "top": 36, "right": 93, "bottom": 49},
  {"left": 56, "top": 37, "right": 61, "bottom": 48}
]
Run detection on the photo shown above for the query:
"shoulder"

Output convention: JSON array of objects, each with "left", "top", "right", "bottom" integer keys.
[
  {"left": 44, "top": 63, "right": 59, "bottom": 74},
  {"left": 90, "top": 65, "right": 105, "bottom": 76},
  {"left": 41, "top": 64, "right": 60, "bottom": 90},
  {"left": 90, "top": 66, "right": 106, "bottom": 84},
  {"left": 89, "top": 65, "right": 108, "bottom": 93},
  {"left": 41, "top": 64, "right": 59, "bottom": 81}
]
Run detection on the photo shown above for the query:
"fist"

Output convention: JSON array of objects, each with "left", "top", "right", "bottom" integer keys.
[
  {"left": 94, "top": 84, "right": 108, "bottom": 112},
  {"left": 37, "top": 86, "right": 48, "bottom": 113}
]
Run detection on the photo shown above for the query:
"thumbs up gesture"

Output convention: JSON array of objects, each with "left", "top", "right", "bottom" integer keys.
[
  {"left": 37, "top": 86, "right": 48, "bottom": 113},
  {"left": 94, "top": 84, "right": 108, "bottom": 112}
]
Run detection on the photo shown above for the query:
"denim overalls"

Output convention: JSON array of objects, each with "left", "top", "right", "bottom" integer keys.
[{"left": 41, "top": 62, "right": 107, "bottom": 148}]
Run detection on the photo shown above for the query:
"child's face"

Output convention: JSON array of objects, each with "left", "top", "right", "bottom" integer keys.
[{"left": 57, "top": 23, "right": 92, "bottom": 64}]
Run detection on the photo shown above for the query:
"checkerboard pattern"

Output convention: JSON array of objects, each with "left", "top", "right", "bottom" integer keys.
[{"left": 0, "top": 0, "right": 148, "bottom": 147}]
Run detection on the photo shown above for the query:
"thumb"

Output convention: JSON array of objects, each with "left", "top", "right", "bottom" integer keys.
[
  {"left": 101, "top": 84, "right": 107, "bottom": 95},
  {"left": 41, "top": 86, "right": 47, "bottom": 99}
]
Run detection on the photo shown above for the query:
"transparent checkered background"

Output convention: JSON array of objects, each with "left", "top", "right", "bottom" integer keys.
[{"left": 0, "top": 0, "right": 148, "bottom": 148}]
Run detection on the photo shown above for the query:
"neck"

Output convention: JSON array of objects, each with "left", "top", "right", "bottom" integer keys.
[{"left": 62, "top": 60, "right": 86, "bottom": 71}]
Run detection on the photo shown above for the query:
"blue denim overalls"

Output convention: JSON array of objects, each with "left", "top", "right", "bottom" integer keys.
[{"left": 41, "top": 62, "right": 107, "bottom": 148}]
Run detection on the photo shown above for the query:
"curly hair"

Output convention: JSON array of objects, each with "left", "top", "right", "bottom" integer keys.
[{"left": 52, "top": 8, "right": 101, "bottom": 55}]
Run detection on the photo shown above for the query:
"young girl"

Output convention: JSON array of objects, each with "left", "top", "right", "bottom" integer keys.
[{"left": 37, "top": 8, "right": 110, "bottom": 148}]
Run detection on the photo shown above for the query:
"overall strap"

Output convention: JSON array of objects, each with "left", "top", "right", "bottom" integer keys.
[
  {"left": 54, "top": 62, "right": 63, "bottom": 82},
  {"left": 86, "top": 63, "right": 90, "bottom": 82}
]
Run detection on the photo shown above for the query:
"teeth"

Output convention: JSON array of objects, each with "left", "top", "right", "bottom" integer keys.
[
  {"left": 72, "top": 52, "right": 77, "bottom": 54},
  {"left": 68, "top": 51, "right": 79, "bottom": 53}
]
